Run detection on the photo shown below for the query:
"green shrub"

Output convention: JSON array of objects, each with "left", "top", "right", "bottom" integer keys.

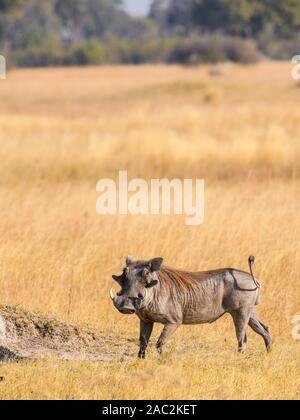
[
  {"left": 69, "top": 40, "right": 105, "bottom": 65},
  {"left": 103, "top": 37, "right": 176, "bottom": 65},
  {"left": 14, "top": 36, "right": 64, "bottom": 67}
]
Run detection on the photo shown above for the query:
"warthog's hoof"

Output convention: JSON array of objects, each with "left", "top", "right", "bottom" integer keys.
[{"left": 138, "top": 350, "right": 145, "bottom": 359}]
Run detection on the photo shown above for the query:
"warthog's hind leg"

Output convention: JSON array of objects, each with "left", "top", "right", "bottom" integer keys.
[
  {"left": 248, "top": 308, "right": 272, "bottom": 352},
  {"left": 231, "top": 307, "right": 252, "bottom": 353},
  {"left": 138, "top": 320, "right": 154, "bottom": 359},
  {"left": 156, "top": 323, "right": 180, "bottom": 355}
]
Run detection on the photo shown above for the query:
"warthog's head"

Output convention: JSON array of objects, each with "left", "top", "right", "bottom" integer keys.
[{"left": 110, "top": 256, "right": 163, "bottom": 315}]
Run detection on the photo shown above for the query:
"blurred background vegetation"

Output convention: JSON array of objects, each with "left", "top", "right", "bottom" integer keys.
[{"left": 1, "top": 0, "right": 300, "bottom": 67}]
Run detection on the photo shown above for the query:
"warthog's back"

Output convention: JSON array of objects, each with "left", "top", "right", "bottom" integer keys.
[{"left": 157, "top": 266, "right": 260, "bottom": 324}]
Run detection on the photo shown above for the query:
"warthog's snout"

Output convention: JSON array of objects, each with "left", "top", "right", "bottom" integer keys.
[
  {"left": 118, "top": 307, "right": 136, "bottom": 315},
  {"left": 109, "top": 287, "right": 143, "bottom": 315}
]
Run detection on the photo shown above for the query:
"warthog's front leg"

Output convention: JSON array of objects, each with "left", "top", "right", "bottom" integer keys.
[
  {"left": 156, "top": 323, "right": 180, "bottom": 355},
  {"left": 138, "top": 320, "right": 154, "bottom": 359}
]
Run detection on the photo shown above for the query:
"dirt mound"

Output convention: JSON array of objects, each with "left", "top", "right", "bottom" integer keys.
[{"left": 0, "top": 306, "right": 124, "bottom": 362}]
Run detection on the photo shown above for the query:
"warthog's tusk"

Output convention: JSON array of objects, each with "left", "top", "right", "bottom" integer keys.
[{"left": 109, "top": 288, "right": 114, "bottom": 300}]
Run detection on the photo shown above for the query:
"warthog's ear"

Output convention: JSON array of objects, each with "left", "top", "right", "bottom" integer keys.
[
  {"left": 142, "top": 268, "right": 158, "bottom": 288},
  {"left": 126, "top": 255, "right": 133, "bottom": 266},
  {"left": 149, "top": 257, "right": 163, "bottom": 272},
  {"left": 112, "top": 274, "right": 123, "bottom": 285}
]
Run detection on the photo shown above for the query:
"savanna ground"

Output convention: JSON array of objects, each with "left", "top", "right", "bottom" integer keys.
[{"left": 0, "top": 62, "right": 299, "bottom": 400}]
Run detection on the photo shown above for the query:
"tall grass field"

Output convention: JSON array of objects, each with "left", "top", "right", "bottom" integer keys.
[{"left": 0, "top": 62, "right": 299, "bottom": 399}]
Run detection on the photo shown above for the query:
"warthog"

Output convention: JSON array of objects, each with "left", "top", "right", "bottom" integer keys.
[{"left": 110, "top": 256, "right": 271, "bottom": 358}]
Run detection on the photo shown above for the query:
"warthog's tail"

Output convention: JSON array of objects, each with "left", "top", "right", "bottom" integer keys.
[{"left": 248, "top": 255, "right": 261, "bottom": 290}]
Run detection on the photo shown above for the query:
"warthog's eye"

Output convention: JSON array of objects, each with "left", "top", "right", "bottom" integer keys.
[
  {"left": 135, "top": 269, "right": 144, "bottom": 279},
  {"left": 138, "top": 293, "right": 144, "bottom": 300}
]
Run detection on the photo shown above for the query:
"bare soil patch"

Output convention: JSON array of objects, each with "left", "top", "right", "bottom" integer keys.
[{"left": 0, "top": 306, "right": 132, "bottom": 362}]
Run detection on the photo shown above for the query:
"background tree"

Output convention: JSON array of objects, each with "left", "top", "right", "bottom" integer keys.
[
  {"left": 160, "top": 0, "right": 300, "bottom": 38},
  {"left": 1, "top": 0, "right": 300, "bottom": 66},
  {"left": 0, "top": 0, "right": 24, "bottom": 12}
]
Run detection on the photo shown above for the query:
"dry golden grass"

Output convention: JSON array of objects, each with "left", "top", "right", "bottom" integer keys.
[{"left": 0, "top": 62, "right": 299, "bottom": 399}]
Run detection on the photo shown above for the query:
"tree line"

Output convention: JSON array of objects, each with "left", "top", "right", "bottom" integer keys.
[{"left": 0, "top": 0, "right": 299, "bottom": 67}]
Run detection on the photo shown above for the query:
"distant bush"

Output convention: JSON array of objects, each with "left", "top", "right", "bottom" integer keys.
[
  {"left": 68, "top": 40, "right": 105, "bottom": 65},
  {"left": 103, "top": 36, "right": 176, "bottom": 64},
  {"left": 102, "top": 35, "right": 260, "bottom": 66},
  {"left": 168, "top": 36, "right": 261, "bottom": 65},
  {"left": 11, "top": 35, "right": 261, "bottom": 68},
  {"left": 224, "top": 38, "right": 261, "bottom": 64},
  {"left": 120, "top": 40, "right": 173, "bottom": 64},
  {"left": 168, "top": 37, "right": 225, "bottom": 64},
  {"left": 13, "top": 36, "right": 64, "bottom": 67},
  {"left": 258, "top": 32, "right": 300, "bottom": 60}
]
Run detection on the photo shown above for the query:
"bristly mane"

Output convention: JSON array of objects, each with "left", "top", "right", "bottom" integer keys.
[
  {"left": 158, "top": 265, "right": 225, "bottom": 294},
  {"left": 158, "top": 266, "right": 198, "bottom": 290},
  {"left": 156, "top": 266, "right": 227, "bottom": 306},
  {"left": 157, "top": 266, "right": 224, "bottom": 288}
]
